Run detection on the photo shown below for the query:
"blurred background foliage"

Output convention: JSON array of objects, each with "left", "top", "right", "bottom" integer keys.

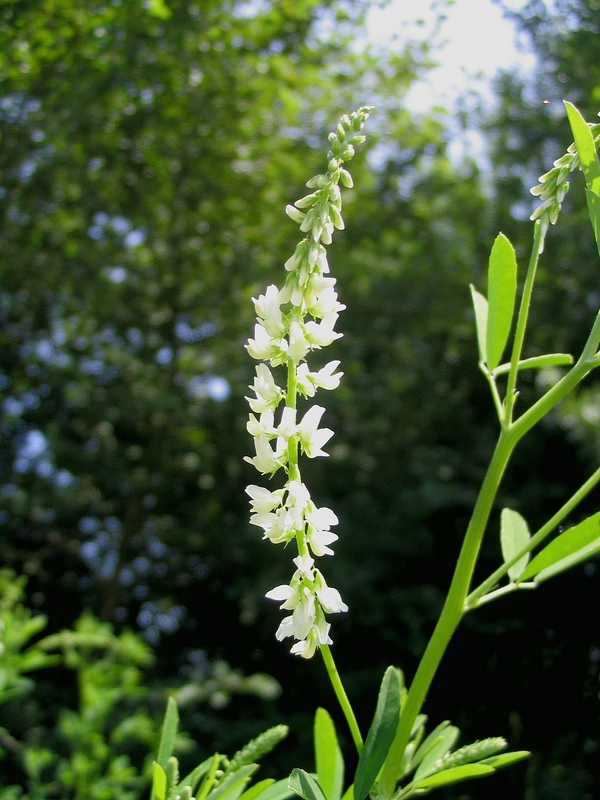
[{"left": 0, "top": 0, "right": 599, "bottom": 797}]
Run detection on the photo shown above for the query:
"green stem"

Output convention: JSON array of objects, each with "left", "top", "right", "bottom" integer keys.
[
  {"left": 378, "top": 428, "right": 517, "bottom": 799},
  {"left": 504, "top": 221, "right": 545, "bottom": 426},
  {"left": 320, "top": 644, "right": 363, "bottom": 755},
  {"left": 467, "top": 463, "right": 600, "bottom": 608}
]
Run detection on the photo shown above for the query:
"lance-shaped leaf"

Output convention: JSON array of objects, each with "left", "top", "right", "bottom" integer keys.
[
  {"left": 470, "top": 285, "right": 488, "bottom": 364},
  {"left": 250, "top": 779, "right": 295, "bottom": 800},
  {"left": 414, "top": 725, "right": 459, "bottom": 781},
  {"left": 486, "top": 233, "right": 518, "bottom": 371},
  {"left": 519, "top": 511, "right": 600, "bottom": 583},
  {"left": 314, "top": 708, "right": 344, "bottom": 800},
  {"left": 500, "top": 508, "right": 530, "bottom": 581},
  {"left": 156, "top": 696, "right": 179, "bottom": 768},
  {"left": 289, "top": 770, "right": 327, "bottom": 800},
  {"left": 492, "top": 353, "right": 573, "bottom": 376},
  {"left": 413, "top": 763, "right": 495, "bottom": 791},
  {"left": 354, "top": 667, "right": 401, "bottom": 800},
  {"left": 480, "top": 751, "right": 530, "bottom": 769},
  {"left": 565, "top": 101, "right": 600, "bottom": 193},
  {"left": 410, "top": 721, "right": 451, "bottom": 772},
  {"left": 152, "top": 762, "right": 168, "bottom": 800}
]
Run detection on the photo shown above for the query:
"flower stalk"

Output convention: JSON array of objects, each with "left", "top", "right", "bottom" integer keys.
[{"left": 245, "top": 107, "right": 372, "bottom": 660}]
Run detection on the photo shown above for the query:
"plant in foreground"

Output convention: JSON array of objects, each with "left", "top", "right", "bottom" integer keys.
[{"left": 240, "top": 101, "right": 600, "bottom": 800}]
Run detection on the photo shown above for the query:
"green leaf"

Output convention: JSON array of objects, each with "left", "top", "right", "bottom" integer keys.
[
  {"left": 239, "top": 779, "right": 275, "bottom": 800},
  {"left": 207, "top": 765, "right": 258, "bottom": 800},
  {"left": 314, "top": 708, "right": 344, "bottom": 800},
  {"left": 253, "top": 779, "right": 295, "bottom": 800},
  {"left": 339, "top": 786, "right": 353, "bottom": 800},
  {"left": 469, "top": 285, "right": 488, "bottom": 363},
  {"left": 156, "top": 696, "right": 179, "bottom": 768},
  {"left": 414, "top": 725, "right": 459, "bottom": 781},
  {"left": 565, "top": 101, "right": 600, "bottom": 193},
  {"left": 152, "top": 762, "right": 167, "bottom": 800},
  {"left": 492, "top": 353, "right": 573, "bottom": 376},
  {"left": 585, "top": 188, "right": 600, "bottom": 258},
  {"left": 410, "top": 721, "right": 451, "bottom": 771},
  {"left": 354, "top": 667, "right": 401, "bottom": 800},
  {"left": 480, "top": 751, "right": 530, "bottom": 769},
  {"left": 486, "top": 233, "right": 518, "bottom": 371},
  {"left": 519, "top": 511, "right": 600, "bottom": 583},
  {"left": 500, "top": 508, "right": 531, "bottom": 581},
  {"left": 289, "top": 769, "right": 327, "bottom": 800},
  {"left": 413, "top": 763, "right": 495, "bottom": 790}
]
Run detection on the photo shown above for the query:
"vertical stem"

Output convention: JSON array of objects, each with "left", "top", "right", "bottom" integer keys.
[
  {"left": 504, "top": 221, "right": 545, "bottom": 426},
  {"left": 378, "top": 429, "right": 517, "bottom": 799},
  {"left": 320, "top": 644, "right": 363, "bottom": 754}
]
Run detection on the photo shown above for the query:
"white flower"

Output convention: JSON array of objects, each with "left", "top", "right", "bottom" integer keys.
[
  {"left": 289, "top": 321, "right": 309, "bottom": 363},
  {"left": 292, "top": 588, "right": 316, "bottom": 639},
  {"left": 247, "top": 409, "right": 276, "bottom": 438},
  {"left": 244, "top": 434, "right": 286, "bottom": 475},
  {"left": 290, "top": 632, "right": 318, "bottom": 659},
  {"left": 246, "top": 364, "right": 283, "bottom": 413},
  {"left": 296, "top": 361, "right": 342, "bottom": 397},
  {"left": 297, "top": 406, "right": 334, "bottom": 458},
  {"left": 304, "top": 313, "right": 342, "bottom": 348},
  {"left": 245, "top": 484, "right": 284, "bottom": 514},
  {"left": 276, "top": 406, "right": 297, "bottom": 439},
  {"left": 265, "top": 583, "right": 296, "bottom": 607},
  {"left": 293, "top": 554, "right": 315, "bottom": 576},
  {"left": 247, "top": 323, "right": 277, "bottom": 360},
  {"left": 315, "top": 572, "right": 348, "bottom": 613},
  {"left": 286, "top": 479, "right": 310, "bottom": 506},
  {"left": 254, "top": 285, "right": 286, "bottom": 338}
]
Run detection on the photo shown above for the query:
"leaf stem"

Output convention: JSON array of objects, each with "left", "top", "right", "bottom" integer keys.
[
  {"left": 504, "top": 221, "right": 545, "bottom": 426},
  {"left": 466, "top": 462, "right": 600, "bottom": 608},
  {"left": 320, "top": 644, "right": 363, "bottom": 755}
]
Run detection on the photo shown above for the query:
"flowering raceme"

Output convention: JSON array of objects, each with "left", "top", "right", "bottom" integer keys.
[{"left": 244, "top": 107, "right": 372, "bottom": 658}]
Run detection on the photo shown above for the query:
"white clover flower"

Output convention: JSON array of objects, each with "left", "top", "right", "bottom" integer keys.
[
  {"left": 297, "top": 406, "right": 334, "bottom": 458},
  {"left": 245, "top": 484, "right": 284, "bottom": 514},
  {"left": 253, "top": 285, "right": 286, "bottom": 338},
  {"left": 304, "top": 313, "right": 342, "bottom": 348},
  {"left": 246, "top": 364, "right": 283, "bottom": 413},
  {"left": 245, "top": 106, "right": 372, "bottom": 657},
  {"left": 244, "top": 434, "right": 286, "bottom": 475}
]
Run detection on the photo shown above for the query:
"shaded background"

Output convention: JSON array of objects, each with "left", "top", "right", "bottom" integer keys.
[{"left": 1, "top": 0, "right": 599, "bottom": 797}]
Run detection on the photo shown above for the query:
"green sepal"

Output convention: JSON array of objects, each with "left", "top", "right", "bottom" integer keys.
[
  {"left": 354, "top": 666, "right": 401, "bottom": 800},
  {"left": 492, "top": 353, "right": 573, "bottom": 376},
  {"left": 413, "top": 763, "right": 495, "bottom": 790},
  {"left": 156, "top": 696, "right": 179, "bottom": 768},
  {"left": 519, "top": 510, "right": 600, "bottom": 583},
  {"left": 152, "top": 761, "right": 168, "bottom": 800},
  {"left": 565, "top": 101, "right": 600, "bottom": 193},
  {"left": 500, "top": 508, "right": 530, "bottom": 581},
  {"left": 486, "top": 233, "right": 518, "bottom": 371},
  {"left": 469, "top": 285, "right": 488, "bottom": 364},
  {"left": 314, "top": 708, "right": 344, "bottom": 800},
  {"left": 288, "top": 769, "right": 327, "bottom": 800}
]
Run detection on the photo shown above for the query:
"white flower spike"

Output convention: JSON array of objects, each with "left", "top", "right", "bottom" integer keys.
[{"left": 244, "top": 107, "right": 372, "bottom": 657}]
